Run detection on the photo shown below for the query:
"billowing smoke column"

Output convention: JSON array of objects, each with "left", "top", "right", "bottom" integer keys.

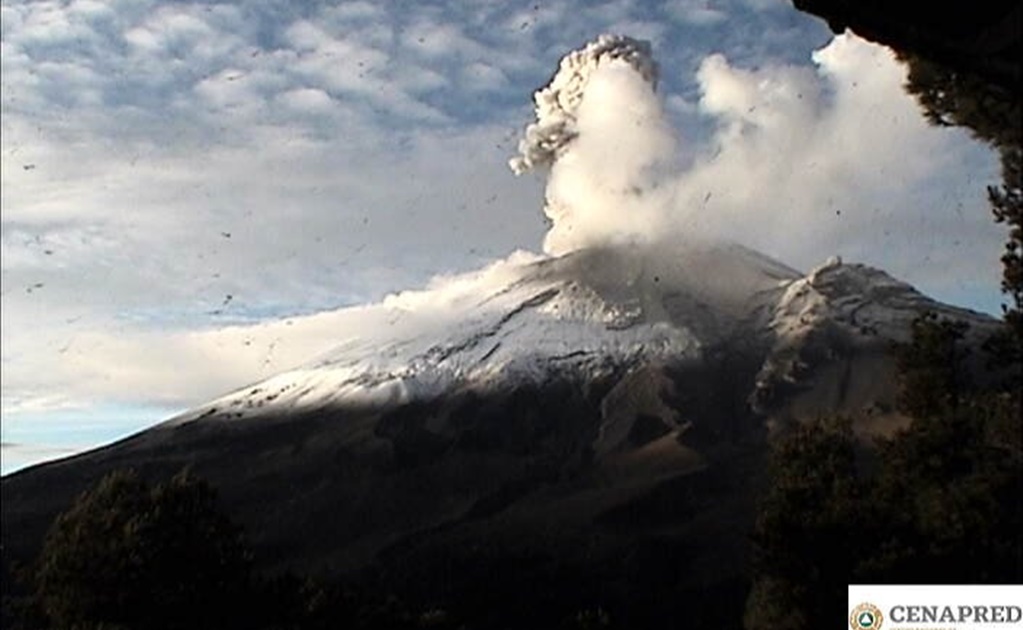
[
  {"left": 510, "top": 34, "right": 677, "bottom": 256},
  {"left": 509, "top": 34, "right": 659, "bottom": 173}
]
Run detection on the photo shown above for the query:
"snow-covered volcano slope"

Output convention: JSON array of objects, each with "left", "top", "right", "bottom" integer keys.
[
  {"left": 166, "top": 241, "right": 797, "bottom": 423},
  {"left": 160, "top": 32, "right": 996, "bottom": 430},
  {"left": 167, "top": 239, "right": 995, "bottom": 433},
  {"left": 0, "top": 255, "right": 1000, "bottom": 630},
  {"left": 3, "top": 239, "right": 998, "bottom": 611},
  {"left": 751, "top": 255, "right": 998, "bottom": 425},
  {"left": 1, "top": 34, "right": 1007, "bottom": 628}
]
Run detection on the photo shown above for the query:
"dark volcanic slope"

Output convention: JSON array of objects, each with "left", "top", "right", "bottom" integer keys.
[
  {"left": 2, "top": 360, "right": 766, "bottom": 628},
  {"left": 1, "top": 253, "right": 1000, "bottom": 628}
]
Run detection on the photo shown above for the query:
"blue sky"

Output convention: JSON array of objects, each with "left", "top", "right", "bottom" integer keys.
[{"left": 0, "top": 0, "right": 1006, "bottom": 474}]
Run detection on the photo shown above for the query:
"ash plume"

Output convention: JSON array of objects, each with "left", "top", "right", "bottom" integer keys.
[
  {"left": 509, "top": 34, "right": 676, "bottom": 256},
  {"left": 507, "top": 32, "right": 978, "bottom": 283}
]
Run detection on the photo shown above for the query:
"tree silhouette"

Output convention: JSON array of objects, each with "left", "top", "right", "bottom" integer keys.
[
  {"left": 746, "top": 316, "right": 1023, "bottom": 629},
  {"left": 893, "top": 313, "right": 970, "bottom": 417},
  {"left": 744, "top": 417, "right": 863, "bottom": 630},
  {"left": 902, "top": 51, "right": 1023, "bottom": 381},
  {"left": 30, "top": 468, "right": 255, "bottom": 630},
  {"left": 17, "top": 468, "right": 461, "bottom": 630}
]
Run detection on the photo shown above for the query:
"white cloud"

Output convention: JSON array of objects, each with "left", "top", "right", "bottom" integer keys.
[
  {"left": 403, "top": 20, "right": 488, "bottom": 60},
  {"left": 510, "top": 31, "right": 1002, "bottom": 309},
  {"left": 325, "top": 1, "right": 384, "bottom": 23},
  {"left": 665, "top": 1, "right": 728, "bottom": 26},
  {"left": 277, "top": 87, "right": 335, "bottom": 113},
  {"left": 15, "top": 1, "right": 90, "bottom": 43},
  {"left": 67, "top": 0, "right": 114, "bottom": 18},
  {"left": 1, "top": 443, "right": 80, "bottom": 475},
  {"left": 741, "top": 0, "right": 789, "bottom": 11},
  {"left": 3, "top": 251, "right": 548, "bottom": 410},
  {"left": 282, "top": 19, "right": 449, "bottom": 122},
  {"left": 668, "top": 33, "right": 1002, "bottom": 298},
  {"left": 462, "top": 62, "right": 510, "bottom": 92},
  {"left": 0, "top": 1, "right": 1006, "bottom": 443},
  {"left": 123, "top": 4, "right": 245, "bottom": 61},
  {"left": 283, "top": 19, "right": 333, "bottom": 52}
]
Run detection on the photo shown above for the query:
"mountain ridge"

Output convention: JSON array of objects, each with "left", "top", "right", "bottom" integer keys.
[
  {"left": 1, "top": 242, "right": 1001, "bottom": 628},
  {"left": 159, "top": 243, "right": 995, "bottom": 430}
]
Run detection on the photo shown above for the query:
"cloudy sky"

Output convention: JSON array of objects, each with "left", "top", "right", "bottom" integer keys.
[{"left": 0, "top": 0, "right": 1006, "bottom": 473}]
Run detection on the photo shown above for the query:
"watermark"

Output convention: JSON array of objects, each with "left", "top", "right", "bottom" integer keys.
[
  {"left": 849, "top": 585, "right": 1023, "bottom": 630},
  {"left": 851, "top": 601, "right": 885, "bottom": 629}
]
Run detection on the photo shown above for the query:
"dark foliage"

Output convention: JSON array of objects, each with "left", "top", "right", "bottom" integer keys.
[
  {"left": 867, "top": 400, "right": 1022, "bottom": 582},
  {"left": 901, "top": 53, "right": 1021, "bottom": 149},
  {"left": 746, "top": 317, "right": 1023, "bottom": 629},
  {"left": 894, "top": 313, "right": 970, "bottom": 417},
  {"left": 747, "top": 20, "right": 1023, "bottom": 628},
  {"left": 20, "top": 469, "right": 254, "bottom": 630},
  {"left": 902, "top": 49, "right": 1023, "bottom": 380},
  {"left": 988, "top": 147, "right": 1023, "bottom": 359},
  {"left": 6, "top": 469, "right": 460, "bottom": 630},
  {"left": 868, "top": 319, "right": 1021, "bottom": 586},
  {"left": 744, "top": 417, "right": 862, "bottom": 630}
]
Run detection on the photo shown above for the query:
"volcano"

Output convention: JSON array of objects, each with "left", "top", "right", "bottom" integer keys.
[
  {"left": 0, "top": 35, "right": 1004, "bottom": 629},
  {"left": 0, "top": 242, "right": 997, "bottom": 627}
]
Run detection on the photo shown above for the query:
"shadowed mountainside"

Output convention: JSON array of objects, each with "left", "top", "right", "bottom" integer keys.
[{"left": 2, "top": 248, "right": 1001, "bottom": 628}]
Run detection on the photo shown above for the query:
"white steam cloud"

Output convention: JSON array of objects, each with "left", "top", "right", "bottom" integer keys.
[
  {"left": 4, "top": 32, "right": 998, "bottom": 426},
  {"left": 511, "top": 33, "right": 994, "bottom": 274},
  {"left": 510, "top": 34, "right": 674, "bottom": 255}
]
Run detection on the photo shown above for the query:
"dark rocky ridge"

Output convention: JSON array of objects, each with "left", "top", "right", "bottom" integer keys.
[{"left": 2, "top": 360, "right": 767, "bottom": 627}]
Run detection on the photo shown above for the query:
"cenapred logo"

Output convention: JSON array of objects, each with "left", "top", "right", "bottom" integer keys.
[
  {"left": 849, "top": 585, "right": 1023, "bottom": 629},
  {"left": 850, "top": 602, "right": 884, "bottom": 630}
]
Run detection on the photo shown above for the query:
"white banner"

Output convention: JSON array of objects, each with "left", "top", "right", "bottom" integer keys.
[{"left": 849, "top": 585, "right": 1023, "bottom": 630}]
